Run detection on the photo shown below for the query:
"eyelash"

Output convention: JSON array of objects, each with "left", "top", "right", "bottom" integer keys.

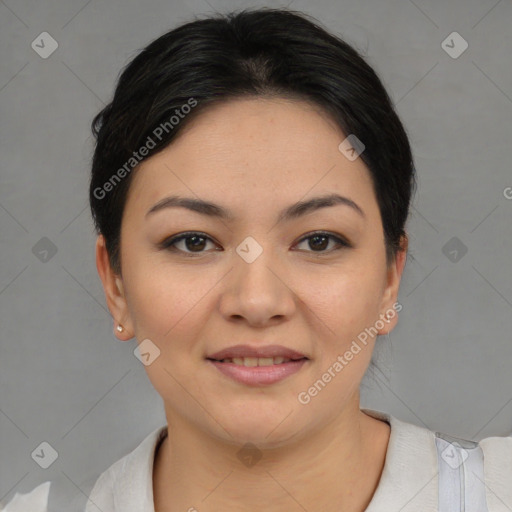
[{"left": 158, "top": 231, "right": 351, "bottom": 256}]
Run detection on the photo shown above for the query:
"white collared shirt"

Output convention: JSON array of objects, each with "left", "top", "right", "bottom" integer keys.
[{"left": 83, "top": 408, "right": 512, "bottom": 512}]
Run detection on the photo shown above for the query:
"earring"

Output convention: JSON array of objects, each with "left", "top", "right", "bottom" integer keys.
[{"left": 116, "top": 324, "right": 124, "bottom": 332}]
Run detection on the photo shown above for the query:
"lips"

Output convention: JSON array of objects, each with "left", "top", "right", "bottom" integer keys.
[{"left": 207, "top": 344, "right": 308, "bottom": 361}]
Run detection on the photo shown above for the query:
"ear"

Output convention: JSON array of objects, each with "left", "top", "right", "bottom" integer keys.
[
  {"left": 95, "top": 234, "right": 133, "bottom": 341},
  {"left": 376, "top": 234, "right": 408, "bottom": 335}
]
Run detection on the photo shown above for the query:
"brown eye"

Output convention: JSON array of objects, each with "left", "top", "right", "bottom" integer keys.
[
  {"left": 160, "top": 232, "right": 218, "bottom": 254},
  {"left": 294, "top": 232, "right": 350, "bottom": 253},
  {"left": 159, "top": 230, "right": 350, "bottom": 256}
]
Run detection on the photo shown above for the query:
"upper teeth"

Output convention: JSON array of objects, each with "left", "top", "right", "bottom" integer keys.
[{"left": 220, "top": 356, "right": 291, "bottom": 366}]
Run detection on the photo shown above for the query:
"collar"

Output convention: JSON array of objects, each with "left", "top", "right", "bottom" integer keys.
[
  {"left": 111, "top": 424, "right": 167, "bottom": 511},
  {"left": 110, "top": 408, "right": 437, "bottom": 511},
  {"left": 362, "top": 408, "right": 438, "bottom": 510}
]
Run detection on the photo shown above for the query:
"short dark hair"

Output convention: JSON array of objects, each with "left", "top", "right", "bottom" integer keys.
[{"left": 89, "top": 7, "right": 416, "bottom": 275}]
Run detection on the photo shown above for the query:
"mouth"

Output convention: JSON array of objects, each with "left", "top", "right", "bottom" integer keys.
[
  {"left": 206, "top": 344, "right": 309, "bottom": 362},
  {"left": 205, "top": 344, "right": 309, "bottom": 386},
  {"left": 206, "top": 356, "right": 307, "bottom": 366}
]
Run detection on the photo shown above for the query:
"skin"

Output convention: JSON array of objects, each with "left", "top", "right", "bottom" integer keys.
[{"left": 96, "top": 97, "right": 408, "bottom": 512}]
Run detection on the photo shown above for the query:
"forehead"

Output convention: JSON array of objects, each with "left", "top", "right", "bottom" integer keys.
[{"left": 125, "top": 97, "right": 378, "bottom": 222}]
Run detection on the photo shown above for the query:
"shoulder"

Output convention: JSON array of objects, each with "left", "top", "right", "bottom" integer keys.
[
  {"left": 85, "top": 425, "right": 168, "bottom": 512},
  {"left": 363, "top": 408, "right": 512, "bottom": 511},
  {"left": 84, "top": 457, "right": 124, "bottom": 512},
  {"left": 479, "top": 434, "right": 512, "bottom": 509},
  {"left": 479, "top": 432, "right": 512, "bottom": 461}
]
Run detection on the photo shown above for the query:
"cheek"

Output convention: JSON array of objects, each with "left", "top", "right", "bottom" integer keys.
[
  {"left": 123, "top": 258, "right": 219, "bottom": 350},
  {"left": 122, "top": 265, "right": 212, "bottom": 397},
  {"left": 298, "top": 265, "right": 384, "bottom": 340}
]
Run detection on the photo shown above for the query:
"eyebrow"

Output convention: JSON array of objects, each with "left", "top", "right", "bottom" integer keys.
[{"left": 145, "top": 193, "right": 366, "bottom": 223}]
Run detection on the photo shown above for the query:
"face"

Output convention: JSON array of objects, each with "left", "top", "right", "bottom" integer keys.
[{"left": 96, "top": 97, "right": 406, "bottom": 447}]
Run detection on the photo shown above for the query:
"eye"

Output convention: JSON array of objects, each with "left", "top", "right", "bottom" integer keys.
[
  {"left": 159, "top": 230, "right": 350, "bottom": 256},
  {"left": 293, "top": 231, "right": 351, "bottom": 253},
  {"left": 159, "top": 231, "right": 219, "bottom": 255}
]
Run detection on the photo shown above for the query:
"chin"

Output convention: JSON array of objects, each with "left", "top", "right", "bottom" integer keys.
[{"left": 213, "top": 409, "right": 306, "bottom": 448}]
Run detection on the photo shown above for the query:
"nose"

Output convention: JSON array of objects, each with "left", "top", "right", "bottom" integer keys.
[{"left": 218, "top": 245, "right": 296, "bottom": 327}]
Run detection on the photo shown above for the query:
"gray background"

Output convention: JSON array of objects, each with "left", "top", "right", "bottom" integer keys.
[{"left": 1, "top": 0, "right": 511, "bottom": 508}]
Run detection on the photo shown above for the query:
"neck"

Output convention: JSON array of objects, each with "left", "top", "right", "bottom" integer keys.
[{"left": 153, "top": 398, "right": 390, "bottom": 512}]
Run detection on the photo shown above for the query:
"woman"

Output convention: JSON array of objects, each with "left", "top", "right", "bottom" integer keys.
[{"left": 86, "top": 8, "right": 511, "bottom": 512}]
